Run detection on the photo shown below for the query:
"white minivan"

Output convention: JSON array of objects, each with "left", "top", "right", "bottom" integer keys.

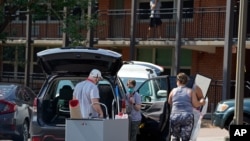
[{"left": 118, "top": 62, "right": 166, "bottom": 102}]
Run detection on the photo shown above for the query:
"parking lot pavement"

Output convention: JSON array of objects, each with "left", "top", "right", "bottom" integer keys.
[
  {"left": 197, "top": 119, "right": 229, "bottom": 141},
  {"left": 197, "top": 127, "right": 229, "bottom": 141},
  {"left": 1, "top": 120, "right": 226, "bottom": 141},
  {"left": 1, "top": 129, "right": 228, "bottom": 141}
]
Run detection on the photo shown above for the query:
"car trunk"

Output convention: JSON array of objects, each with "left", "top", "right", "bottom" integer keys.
[{"left": 36, "top": 47, "right": 123, "bottom": 125}]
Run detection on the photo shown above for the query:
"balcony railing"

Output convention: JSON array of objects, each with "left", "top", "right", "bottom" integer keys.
[{"left": 4, "top": 7, "right": 249, "bottom": 42}]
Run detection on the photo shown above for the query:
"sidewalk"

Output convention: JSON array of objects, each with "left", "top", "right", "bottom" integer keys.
[
  {"left": 197, "top": 127, "right": 229, "bottom": 141},
  {"left": 197, "top": 119, "right": 229, "bottom": 141}
]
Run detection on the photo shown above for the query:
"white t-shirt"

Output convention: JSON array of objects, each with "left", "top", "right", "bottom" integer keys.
[
  {"left": 150, "top": 0, "right": 161, "bottom": 18},
  {"left": 73, "top": 80, "right": 100, "bottom": 118}
]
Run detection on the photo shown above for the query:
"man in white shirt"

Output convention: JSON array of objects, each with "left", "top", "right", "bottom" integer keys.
[{"left": 73, "top": 69, "right": 104, "bottom": 118}]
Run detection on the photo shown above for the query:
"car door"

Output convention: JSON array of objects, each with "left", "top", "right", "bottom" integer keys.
[
  {"left": 137, "top": 75, "right": 170, "bottom": 115},
  {"left": 136, "top": 75, "right": 171, "bottom": 141}
]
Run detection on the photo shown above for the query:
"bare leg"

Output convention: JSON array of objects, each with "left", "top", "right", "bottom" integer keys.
[
  {"left": 147, "top": 26, "right": 151, "bottom": 39},
  {"left": 157, "top": 25, "right": 162, "bottom": 38}
]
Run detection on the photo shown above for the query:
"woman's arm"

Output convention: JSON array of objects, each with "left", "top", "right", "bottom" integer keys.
[
  {"left": 194, "top": 85, "right": 204, "bottom": 100},
  {"left": 168, "top": 90, "right": 173, "bottom": 105},
  {"left": 191, "top": 90, "right": 205, "bottom": 108}
]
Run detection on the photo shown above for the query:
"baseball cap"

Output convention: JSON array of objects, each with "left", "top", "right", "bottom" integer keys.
[{"left": 89, "top": 69, "right": 103, "bottom": 79}]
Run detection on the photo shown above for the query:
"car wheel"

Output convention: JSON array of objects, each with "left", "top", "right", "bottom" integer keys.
[
  {"left": 229, "top": 115, "right": 250, "bottom": 130},
  {"left": 13, "top": 120, "right": 29, "bottom": 141},
  {"left": 243, "top": 116, "right": 250, "bottom": 125}
]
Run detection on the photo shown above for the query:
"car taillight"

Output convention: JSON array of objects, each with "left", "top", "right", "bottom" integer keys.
[
  {"left": 0, "top": 100, "right": 17, "bottom": 114},
  {"left": 32, "top": 97, "right": 38, "bottom": 112},
  {"left": 31, "top": 136, "right": 41, "bottom": 141}
]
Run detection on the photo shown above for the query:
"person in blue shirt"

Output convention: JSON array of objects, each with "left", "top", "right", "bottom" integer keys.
[{"left": 126, "top": 79, "right": 142, "bottom": 141}]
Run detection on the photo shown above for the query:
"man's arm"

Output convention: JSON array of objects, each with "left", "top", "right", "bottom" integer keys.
[
  {"left": 91, "top": 98, "right": 104, "bottom": 118},
  {"left": 151, "top": 0, "right": 158, "bottom": 9}
]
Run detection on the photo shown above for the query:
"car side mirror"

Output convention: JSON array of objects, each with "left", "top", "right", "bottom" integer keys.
[{"left": 157, "top": 90, "right": 167, "bottom": 98}]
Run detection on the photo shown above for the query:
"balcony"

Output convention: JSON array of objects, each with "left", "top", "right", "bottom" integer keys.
[{"left": 3, "top": 7, "right": 250, "bottom": 49}]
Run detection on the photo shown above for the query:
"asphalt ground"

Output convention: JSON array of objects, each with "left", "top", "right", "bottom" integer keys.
[
  {"left": 197, "top": 119, "right": 229, "bottom": 141},
  {"left": 0, "top": 119, "right": 228, "bottom": 141}
]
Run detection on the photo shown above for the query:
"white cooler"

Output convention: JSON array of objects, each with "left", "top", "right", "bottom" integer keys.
[{"left": 65, "top": 118, "right": 129, "bottom": 141}]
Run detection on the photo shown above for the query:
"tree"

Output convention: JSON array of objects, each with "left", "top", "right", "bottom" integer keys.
[{"left": 0, "top": 0, "right": 99, "bottom": 46}]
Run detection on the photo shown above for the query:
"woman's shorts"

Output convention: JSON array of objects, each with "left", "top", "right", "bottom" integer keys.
[{"left": 149, "top": 18, "right": 162, "bottom": 27}]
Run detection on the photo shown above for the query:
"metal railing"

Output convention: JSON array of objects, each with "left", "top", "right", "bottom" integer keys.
[
  {"left": 4, "top": 7, "right": 249, "bottom": 42},
  {"left": 0, "top": 72, "right": 46, "bottom": 93},
  {"left": 207, "top": 80, "right": 250, "bottom": 113},
  {"left": 96, "top": 7, "right": 229, "bottom": 40}
]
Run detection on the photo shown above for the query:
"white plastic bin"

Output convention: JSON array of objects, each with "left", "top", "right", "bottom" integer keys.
[{"left": 65, "top": 118, "right": 129, "bottom": 141}]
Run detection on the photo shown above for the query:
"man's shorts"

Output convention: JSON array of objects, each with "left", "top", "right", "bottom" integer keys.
[{"left": 149, "top": 17, "right": 162, "bottom": 27}]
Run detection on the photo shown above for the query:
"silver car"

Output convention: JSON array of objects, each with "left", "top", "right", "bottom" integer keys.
[{"left": 0, "top": 83, "right": 36, "bottom": 141}]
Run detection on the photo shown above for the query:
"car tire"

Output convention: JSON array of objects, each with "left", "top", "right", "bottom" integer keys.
[
  {"left": 229, "top": 115, "right": 250, "bottom": 130},
  {"left": 13, "top": 120, "right": 29, "bottom": 141}
]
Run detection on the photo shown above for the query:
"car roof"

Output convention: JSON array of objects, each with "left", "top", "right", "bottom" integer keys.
[
  {"left": 123, "top": 60, "right": 164, "bottom": 75},
  {"left": 118, "top": 64, "right": 157, "bottom": 78}
]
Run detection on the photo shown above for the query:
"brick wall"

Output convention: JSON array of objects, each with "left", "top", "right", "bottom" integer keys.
[
  {"left": 191, "top": 47, "right": 239, "bottom": 112},
  {"left": 194, "top": 0, "right": 227, "bottom": 7},
  {"left": 99, "top": 0, "right": 110, "bottom": 10},
  {"left": 191, "top": 47, "right": 237, "bottom": 80}
]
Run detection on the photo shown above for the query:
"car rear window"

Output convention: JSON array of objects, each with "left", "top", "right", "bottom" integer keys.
[{"left": 0, "top": 85, "right": 14, "bottom": 99}]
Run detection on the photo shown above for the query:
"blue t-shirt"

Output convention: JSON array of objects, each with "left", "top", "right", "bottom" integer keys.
[{"left": 126, "top": 92, "right": 142, "bottom": 121}]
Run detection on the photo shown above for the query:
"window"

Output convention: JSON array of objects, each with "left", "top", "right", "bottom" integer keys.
[
  {"left": 2, "top": 46, "right": 33, "bottom": 79},
  {"left": 17, "top": 64, "right": 25, "bottom": 78},
  {"left": 32, "top": 25, "right": 40, "bottom": 36},
  {"left": 33, "top": 47, "right": 47, "bottom": 73},
  {"left": 2, "top": 64, "right": 14, "bottom": 73},
  {"left": 112, "top": 0, "right": 124, "bottom": 9},
  {"left": 161, "top": 1, "right": 174, "bottom": 19},
  {"left": 2, "top": 46, "right": 15, "bottom": 78},
  {"left": 138, "top": 2, "right": 150, "bottom": 19},
  {"left": 183, "top": 0, "right": 194, "bottom": 19},
  {"left": 58, "top": 25, "right": 63, "bottom": 36},
  {"left": 18, "top": 7, "right": 27, "bottom": 21},
  {"left": 136, "top": 47, "right": 192, "bottom": 75}
]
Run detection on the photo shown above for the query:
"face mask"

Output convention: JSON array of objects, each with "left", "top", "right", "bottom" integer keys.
[{"left": 128, "top": 88, "right": 134, "bottom": 94}]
